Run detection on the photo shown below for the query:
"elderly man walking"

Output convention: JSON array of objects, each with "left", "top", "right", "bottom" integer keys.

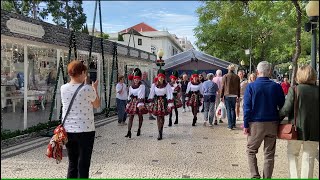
[
  {"left": 243, "top": 61, "right": 285, "bottom": 179},
  {"left": 212, "top": 69, "right": 224, "bottom": 125},
  {"left": 202, "top": 73, "right": 218, "bottom": 127},
  {"left": 221, "top": 64, "right": 240, "bottom": 130}
]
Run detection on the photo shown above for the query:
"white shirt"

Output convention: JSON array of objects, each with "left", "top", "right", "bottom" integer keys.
[
  {"left": 186, "top": 82, "right": 204, "bottom": 95},
  {"left": 128, "top": 84, "right": 145, "bottom": 107},
  {"left": 116, "top": 83, "right": 128, "bottom": 100},
  {"left": 61, "top": 83, "right": 97, "bottom": 133},
  {"left": 148, "top": 83, "right": 173, "bottom": 100}
]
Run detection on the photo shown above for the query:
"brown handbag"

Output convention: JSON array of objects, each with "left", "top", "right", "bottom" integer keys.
[{"left": 277, "top": 86, "right": 298, "bottom": 140}]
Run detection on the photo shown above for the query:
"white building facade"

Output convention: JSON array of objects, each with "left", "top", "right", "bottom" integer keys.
[{"left": 109, "top": 30, "right": 184, "bottom": 60}]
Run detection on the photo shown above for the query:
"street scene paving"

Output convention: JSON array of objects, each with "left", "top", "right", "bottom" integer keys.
[{"left": 1, "top": 111, "right": 319, "bottom": 178}]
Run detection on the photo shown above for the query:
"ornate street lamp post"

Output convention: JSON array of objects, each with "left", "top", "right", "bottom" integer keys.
[
  {"left": 156, "top": 49, "right": 165, "bottom": 69},
  {"left": 305, "top": 1, "right": 319, "bottom": 71}
]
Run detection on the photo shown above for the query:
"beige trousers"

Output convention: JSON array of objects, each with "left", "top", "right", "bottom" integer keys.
[
  {"left": 247, "top": 121, "right": 278, "bottom": 179},
  {"left": 287, "top": 140, "right": 319, "bottom": 178}
]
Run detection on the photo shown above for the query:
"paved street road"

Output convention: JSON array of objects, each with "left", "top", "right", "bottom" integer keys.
[{"left": 1, "top": 110, "right": 319, "bottom": 178}]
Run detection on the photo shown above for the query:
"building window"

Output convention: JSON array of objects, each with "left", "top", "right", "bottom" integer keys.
[{"left": 138, "top": 38, "right": 142, "bottom": 45}]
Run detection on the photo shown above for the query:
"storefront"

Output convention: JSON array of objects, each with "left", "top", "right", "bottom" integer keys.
[{"left": 1, "top": 10, "right": 156, "bottom": 131}]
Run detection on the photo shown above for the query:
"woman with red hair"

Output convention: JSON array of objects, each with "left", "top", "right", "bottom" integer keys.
[
  {"left": 168, "top": 70, "right": 182, "bottom": 126},
  {"left": 148, "top": 69, "right": 174, "bottom": 140},
  {"left": 125, "top": 68, "right": 148, "bottom": 138},
  {"left": 186, "top": 71, "right": 204, "bottom": 126}
]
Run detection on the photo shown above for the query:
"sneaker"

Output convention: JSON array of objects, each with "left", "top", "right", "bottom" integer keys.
[
  {"left": 208, "top": 124, "right": 213, "bottom": 127},
  {"left": 149, "top": 116, "right": 156, "bottom": 120},
  {"left": 228, "top": 127, "right": 233, "bottom": 131},
  {"left": 214, "top": 121, "right": 218, "bottom": 125},
  {"left": 219, "top": 120, "right": 224, "bottom": 123}
]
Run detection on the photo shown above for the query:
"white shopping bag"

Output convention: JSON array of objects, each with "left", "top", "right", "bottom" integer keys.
[{"left": 216, "top": 102, "right": 226, "bottom": 119}]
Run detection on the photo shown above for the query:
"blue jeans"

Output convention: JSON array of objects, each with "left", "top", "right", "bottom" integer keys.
[
  {"left": 116, "top": 98, "right": 127, "bottom": 123},
  {"left": 203, "top": 101, "right": 215, "bottom": 124},
  {"left": 224, "top": 96, "right": 237, "bottom": 129}
]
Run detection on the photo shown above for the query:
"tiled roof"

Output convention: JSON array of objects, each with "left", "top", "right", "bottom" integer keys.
[{"left": 120, "top": 22, "right": 158, "bottom": 33}]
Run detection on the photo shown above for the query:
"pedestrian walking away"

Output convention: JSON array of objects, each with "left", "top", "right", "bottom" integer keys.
[
  {"left": 212, "top": 69, "right": 224, "bottom": 125},
  {"left": 236, "top": 70, "right": 248, "bottom": 121},
  {"left": 220, "top": 64, "right": 240, "bottom": 130},
  {"left": 202, "top": 73, "right": 218, "bottom": 127},
  {"left": 243, "top": 61, "right": 285, "bottom": 179},
  {"left": 125, "top": 68, "right": 148, "bottom": 138},
  {"left": 168, "top": 70, "right": 182, "bottom": 126},
  {"left": 180, "top": 74, "right": 189, "bottom": 113},
  {"left": 279, "top": 65, "right": 319, "bottom": 179},
  {"left": 186, "top": 71, "right": 204, "bottom": 126},
  {"left": 147, "top": 69, "right": 174, "bottom": 140}
]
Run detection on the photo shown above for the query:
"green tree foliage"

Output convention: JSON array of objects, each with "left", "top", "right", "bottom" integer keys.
[
  {"left": 82, "top": 24, "right": 89, "bottom": 34},
  {"left": 1, "top": 0, "right": 87, "bottom": 32},
  {"left": 46, "top": 0, "right": 86, "bottom": 31},
  {"left": 118, "top": 34, "right": 124, "bottom": 41},
  {"left": 97, "top": 32, "right": 109, "bottom": 39},
  {"left": 1, "top": 0, "right": 48, "bottom": 20},
  {"left": 194, "top": 1, "right": 311, "bottom": 68}
]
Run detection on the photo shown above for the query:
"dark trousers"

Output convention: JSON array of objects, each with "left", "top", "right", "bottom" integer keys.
[
  {"left": 224, "top": 96, "right": 237, "bottom": 129},
  {"left": 66, "top": 131, "right": 95, "bottom": 178},
  {"left": 116, "top": 98, "right": 127, "bottom": 123},
  {"left": 181, "top": 92, "right": 187, "bottom": 109}
]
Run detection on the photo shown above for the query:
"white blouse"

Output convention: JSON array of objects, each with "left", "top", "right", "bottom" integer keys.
[
  {"left": 148, "top": 83, "right": 173, "bottom": 101},
  {"left": 61, "top": 83, "right": 96, "bottom": 133},
  {"left": 186, "top": 82, "right": 204, "bottom": 95},
  {"left": 171, "top": 82, "right": 180, "bottom": 93},
  {"left": 128, "top": 84, "right": 145, "bottom": 107}
]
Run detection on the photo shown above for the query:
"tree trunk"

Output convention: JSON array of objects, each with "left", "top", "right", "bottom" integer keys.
[{"left": 291, "top": 0, "right": 302, "bottom": 87}]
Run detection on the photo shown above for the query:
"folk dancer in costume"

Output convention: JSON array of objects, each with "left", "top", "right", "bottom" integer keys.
[
  {"left": 148, "top": 69, "right": 174, "bottom": 140},
  {"left": 168, "top": 71, "right": 182, "bottom": 126},
  {"left": 125, "top": 68, "right": 148, "bottom": 138},
  {"left": 186, "top": 71, "right": 204, "bottom": 126}
]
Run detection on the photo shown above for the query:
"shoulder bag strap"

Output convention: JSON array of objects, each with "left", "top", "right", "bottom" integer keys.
[
  {"left": 293, "top": 86, "right": 299, "bottom": 130},
  {"left": 61, "top": 83, "right": 85, "bottom": 126}
]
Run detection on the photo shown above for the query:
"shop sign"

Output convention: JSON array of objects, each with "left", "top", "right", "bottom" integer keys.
[{"left": 6, "top": 18, "right": 45, "bottom": 38}]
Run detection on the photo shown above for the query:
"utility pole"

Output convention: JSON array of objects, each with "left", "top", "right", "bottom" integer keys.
[{"left": 66, "top": 0, "right": 69, "bottom": 29}]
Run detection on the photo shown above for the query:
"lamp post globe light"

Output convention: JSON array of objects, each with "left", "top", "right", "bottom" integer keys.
[
  {"left": 289, "top": 64, "right": 293, "bottom": 82},
  {"left": 156, "top": 49, "right": 165, "bottom": 69},
  {"left": 305, "top": 1, "right": 319, "bottom": 71},
  {"left": 245, "top": 49, "right": 252, "bottom": 74}
]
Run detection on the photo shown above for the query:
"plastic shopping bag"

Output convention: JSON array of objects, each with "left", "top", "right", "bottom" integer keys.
[{"left": 216, "top": 102, "right": 226, "bottom": 119}]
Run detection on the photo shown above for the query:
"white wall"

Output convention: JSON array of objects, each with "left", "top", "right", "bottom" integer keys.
[{"left": 122, "top": 34, "right": 152, "bottom": 53}]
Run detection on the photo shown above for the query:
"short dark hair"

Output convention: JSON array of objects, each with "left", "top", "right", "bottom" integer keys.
[{"left": 118, "top": 75, "right": 124, "bottom": 82}]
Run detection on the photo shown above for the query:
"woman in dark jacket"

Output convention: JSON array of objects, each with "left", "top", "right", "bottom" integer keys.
[{"left": 279, "top": 65, "right": 319, "bottom": 179}]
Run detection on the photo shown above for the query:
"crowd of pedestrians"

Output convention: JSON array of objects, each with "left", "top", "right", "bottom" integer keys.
[{"left": 60, "top": 60, "right": 318, "bottom": 178}]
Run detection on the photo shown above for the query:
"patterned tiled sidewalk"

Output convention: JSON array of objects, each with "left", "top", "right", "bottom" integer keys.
[{"left": 1, "top": 109, "right": 319, "bottom": 178}]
